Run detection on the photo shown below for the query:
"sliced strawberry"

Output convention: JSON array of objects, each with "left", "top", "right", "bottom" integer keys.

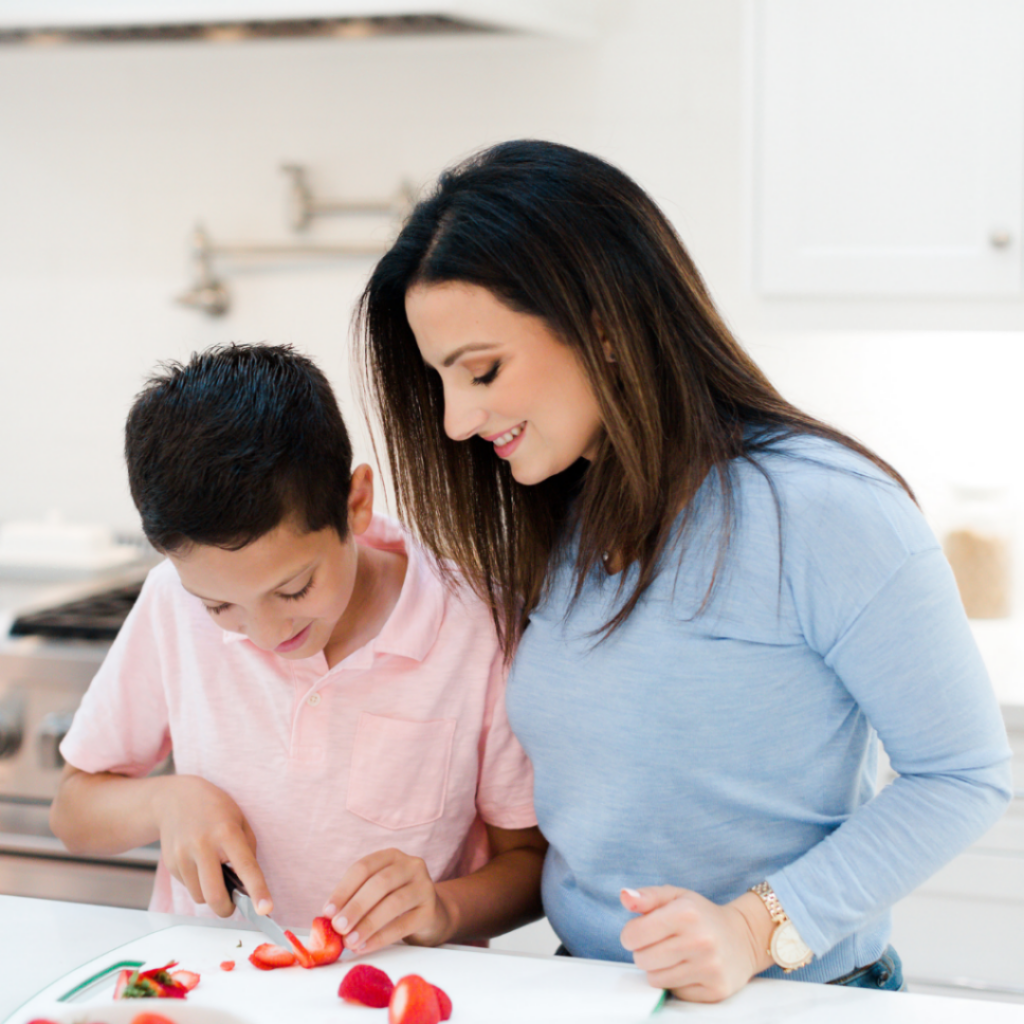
[
  {"left": 220, "top": 960, "right": 236, "bottom": 971},
  {"left": 247, "top": 942, "right": 298, "bottom": 970},
  {"left": 339, "top": 963, "right": 394, "bottom": 1008},
  {"left": 169, "top": 969, "right": 200, "bottom": 991},
  {"left": 128, "top": 1015, "right": 178, "bottom": 1024},
  {"left": 285, "top": 916, "right": 343, "bottom": 968},
  {"left": 389, "top": 974, "right": 441, "bottom": 1024},
  {"left": 113, "top": 968, "right": 134, "bottom": 999},
  {"left": 431, "top": 984, "right": 452, "bottom": 1021},
  {"left": 115, "top": 962, "right": 189, "bottom": 999}
]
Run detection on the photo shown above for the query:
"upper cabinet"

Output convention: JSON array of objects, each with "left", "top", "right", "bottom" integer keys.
[{"left": 752, "top": 0, "right": 1024, "bottom": 296}]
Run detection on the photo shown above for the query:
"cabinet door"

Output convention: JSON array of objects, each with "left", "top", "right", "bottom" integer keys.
[{"left": 753, "top": 0, "right": 1024, "bottom": 295}]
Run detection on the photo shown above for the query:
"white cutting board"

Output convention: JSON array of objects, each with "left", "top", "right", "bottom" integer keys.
[{"left": 5, "top": 924, "right": 666, "bottom": 1024}]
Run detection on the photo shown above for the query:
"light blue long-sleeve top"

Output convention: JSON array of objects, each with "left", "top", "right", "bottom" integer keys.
[{"left": 505, "top": 435, "right": 1013, "bottom": 983}]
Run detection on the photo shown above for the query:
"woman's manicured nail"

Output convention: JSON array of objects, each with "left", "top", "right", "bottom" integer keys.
[
  {"left": 333, "top": 915, "right": 349, "bottom": 933},
  {"left": 257, "top": 899, "right": 273, "bottom": 915},
  {"left": 323, "top": 903, "right": 337, "bottom": 919},
  {"left": 623, "top": 888, "right": 641, "bottom": 899}
]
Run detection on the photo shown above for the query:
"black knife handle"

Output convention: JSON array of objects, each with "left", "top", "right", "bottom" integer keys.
[{"left": 222, "top": 862, "right": 247, "bottom": 896}]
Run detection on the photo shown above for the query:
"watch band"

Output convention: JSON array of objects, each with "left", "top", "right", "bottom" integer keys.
[{"left": 750, "top": 881, "right": 786, "bottom": 924}]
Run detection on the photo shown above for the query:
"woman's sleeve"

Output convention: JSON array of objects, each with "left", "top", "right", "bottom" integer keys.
[{"left": 768, "top": 482, "right": 1013, "bottom": 956}]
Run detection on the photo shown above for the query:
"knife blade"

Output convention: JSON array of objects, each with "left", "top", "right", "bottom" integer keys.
[{"left": 222, "top": 862, "right": 292, "bottom": 949}]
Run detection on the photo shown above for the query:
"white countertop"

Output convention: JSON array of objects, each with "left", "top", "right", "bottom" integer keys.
[{"left": 2, "top": 895, "right": 1023, "bottom": 1023}]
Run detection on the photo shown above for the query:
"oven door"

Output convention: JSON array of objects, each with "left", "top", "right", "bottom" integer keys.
[{"left": 0, "top": 799, "right": 157, "bottom": 909}]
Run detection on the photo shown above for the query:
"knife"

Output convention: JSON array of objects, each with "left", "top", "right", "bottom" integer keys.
[{"left": 222, "top": 862, "right": 292, "bottom": 949}]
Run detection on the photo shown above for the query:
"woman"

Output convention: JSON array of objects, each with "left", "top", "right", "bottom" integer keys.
[{"left": 355, "top": 140, "right": 1012, "bottom": 1002}]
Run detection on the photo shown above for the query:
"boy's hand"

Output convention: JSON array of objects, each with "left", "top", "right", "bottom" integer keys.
[
  {"left": 322, "top": 848, "right": 454, "bottom": 954},
  {"left": 156, "top": 774, "right": 272, "bottom": 919}
]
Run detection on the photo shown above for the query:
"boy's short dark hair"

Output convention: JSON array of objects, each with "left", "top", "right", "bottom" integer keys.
[{"left": 126, "top": 343, "right": 354, "bottom": 553}]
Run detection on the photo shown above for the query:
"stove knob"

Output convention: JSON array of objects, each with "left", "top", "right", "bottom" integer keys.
[
  {"left": 0, "top": 692, "right": 25, "bottom": 759},
  {"left": 37, "top": 710, "right": 76, "bottom": 770}
]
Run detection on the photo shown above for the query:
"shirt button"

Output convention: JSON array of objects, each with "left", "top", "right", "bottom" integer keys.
[{"left": 306, "top": 693, "right": 321, "bottom": 706}]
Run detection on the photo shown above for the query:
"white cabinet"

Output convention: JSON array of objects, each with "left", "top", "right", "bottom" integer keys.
[{"left": 753, "top": 0, "right": 1024, "bottom": 296}]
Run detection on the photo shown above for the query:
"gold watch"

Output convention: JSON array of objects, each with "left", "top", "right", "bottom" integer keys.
[{"left": 749, "top": 882, "right": 813, "bottom": 972}]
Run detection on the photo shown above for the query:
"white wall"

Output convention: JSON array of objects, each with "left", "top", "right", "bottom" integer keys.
[{"left": 2, "top": 0, "right": 1023, "bottom": 538}]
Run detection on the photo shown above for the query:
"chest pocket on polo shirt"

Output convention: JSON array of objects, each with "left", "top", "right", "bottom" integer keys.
[{"left": 346, "top": 712, "right": 457, "bottom": 830}]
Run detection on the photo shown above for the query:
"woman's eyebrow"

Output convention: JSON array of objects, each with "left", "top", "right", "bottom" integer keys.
[{"left": 442, "top": 342, "right": 498, "bottom": 368}]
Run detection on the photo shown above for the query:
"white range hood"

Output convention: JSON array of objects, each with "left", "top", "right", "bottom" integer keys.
[{"left": 0, "top": 0, "right": 598, "bottom": 38}]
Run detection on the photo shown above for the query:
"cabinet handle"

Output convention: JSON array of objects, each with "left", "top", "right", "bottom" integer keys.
[{"left": 989, "top": 230, "right": 1013, "bottom": 249}]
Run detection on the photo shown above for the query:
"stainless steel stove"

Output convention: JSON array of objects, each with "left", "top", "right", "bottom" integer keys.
[{"left": 0, "top": 567, "right": 164, "bottom": 909}]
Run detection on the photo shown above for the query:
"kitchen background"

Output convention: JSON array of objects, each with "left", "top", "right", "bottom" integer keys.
[{"left": 1, "top": 0, "right": 1023, "bottom": 1002}]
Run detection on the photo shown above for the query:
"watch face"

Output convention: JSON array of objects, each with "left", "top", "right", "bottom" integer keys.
[{"left": 771, "top": 921, "right": 813, "bottom": 970}]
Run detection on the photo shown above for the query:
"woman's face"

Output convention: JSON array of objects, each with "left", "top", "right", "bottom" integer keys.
[{"left": 405, "top": 281, "right": 605, "bottom": 486}]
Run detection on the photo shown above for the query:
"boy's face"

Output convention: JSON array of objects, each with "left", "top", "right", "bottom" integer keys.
[{"left": 168, "top": 466, "right": 373, "bottom": 660}]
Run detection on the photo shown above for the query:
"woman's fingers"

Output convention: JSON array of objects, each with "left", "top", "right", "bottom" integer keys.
[{"left": 619, "top": 887, "right": 760, "bottom": 1003}]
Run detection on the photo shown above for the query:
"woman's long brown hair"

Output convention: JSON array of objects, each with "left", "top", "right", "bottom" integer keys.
[{"left": 355, "top": 140, "right": 912, "bottom": 658}]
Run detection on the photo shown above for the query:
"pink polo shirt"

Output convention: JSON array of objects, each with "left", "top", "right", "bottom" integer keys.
[{"left": 61, "top": 515, "right": 535, "bottom": 927}]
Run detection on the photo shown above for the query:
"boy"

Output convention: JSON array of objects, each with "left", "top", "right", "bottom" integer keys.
[{"left": 50, "top": 344, "right": 544, "bottom": 954}]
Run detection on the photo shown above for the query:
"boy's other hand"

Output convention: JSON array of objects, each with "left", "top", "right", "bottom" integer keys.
[
  {"left": 157, "top": 774, "right": 272, "bottom": 918},
  {"left": 322, "top": 848, "right": 455, "bottom": 955}
]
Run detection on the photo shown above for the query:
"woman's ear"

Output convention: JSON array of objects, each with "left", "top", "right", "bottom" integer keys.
[{"left": 347, "top": 464, "right": 375, "bottom": 536}]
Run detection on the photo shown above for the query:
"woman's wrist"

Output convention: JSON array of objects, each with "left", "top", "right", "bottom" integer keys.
[{"left": 728, "top": 890, "right": 777, "bottom": 977}]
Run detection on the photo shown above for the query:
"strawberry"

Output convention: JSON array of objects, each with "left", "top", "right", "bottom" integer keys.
[
  {"left": 116, "top": 962, "right": 189, "bottom": 999},
  {"left": 169, "top": 969, "right": 200, "bottom": 991},
  {"left": 113, "top": 968, "right": 134, "bottom": 999},
  {"left": 389, "top": 974, "right": 441, "bottom": 1024},
  {"left": 247, "top": 942, "right": 298, "bottom": 970},
  {"left": 220, "top": 960, "right": 236, "bottom": 971},
  {"left": 128, "top": 1015, "right": 178, "bottom": 1024},
  {"left": 284, "top": 916, "right": 343, "bottom": 968},
  {"left": 338, "top": 963, "right": 394, "bottom": 1008},
  {"left": 431, "top": 984, "right": 453, "bottom": 1021}
]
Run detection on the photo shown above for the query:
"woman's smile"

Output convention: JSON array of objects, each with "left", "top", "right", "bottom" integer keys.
[{"left": 485, "top": 422, "right": 526, "bottom": 457}]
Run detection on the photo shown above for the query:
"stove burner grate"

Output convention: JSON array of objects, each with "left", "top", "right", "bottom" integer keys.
[{"left": 9, "top": 582, "right": 144, "bottom": 641}]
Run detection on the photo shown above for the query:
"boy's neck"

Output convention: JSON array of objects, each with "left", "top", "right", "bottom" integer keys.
[{"left": 322, "top": 540, "right": 407, "bottom": 669}]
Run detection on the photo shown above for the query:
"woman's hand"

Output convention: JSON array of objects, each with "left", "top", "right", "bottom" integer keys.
[
  {"left": 619, "top": 885, "right": 774, "bottom": 1003},
  {"left": 323, "top": 848, "right": 454, "bottom": 955},
  {"left": 156, "top": 774, "right": 271, "bottom": 919}
]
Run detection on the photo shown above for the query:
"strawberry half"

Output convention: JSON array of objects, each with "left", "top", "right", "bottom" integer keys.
[
  {"left": 127, "top": 1015, "right": 178, "bottom": 1024},
  {"left": 220, "top": 960, "right": 236, "bottom": 971},
  {"left": 431, "top": 984, "right": 453, "bottom": 1021},
  {"left": 389, "top": 974, "right": 441, "bottom": 1024},
  {"left": 247, "top": 942, "right": 298, "bottom": 970},
  {"left": 339, "top": 964, "right": 394, "bottom": 1008},
  {"left": 284, "top": 916, "right": 343, "bottom": 968},
  {"left": 169, "top": 969, "right": 200, "bottom": 991}
]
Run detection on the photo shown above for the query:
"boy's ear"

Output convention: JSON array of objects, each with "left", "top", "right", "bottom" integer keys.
[{"left": 347, "top": 464, "right": 374, "bottom": 536}]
